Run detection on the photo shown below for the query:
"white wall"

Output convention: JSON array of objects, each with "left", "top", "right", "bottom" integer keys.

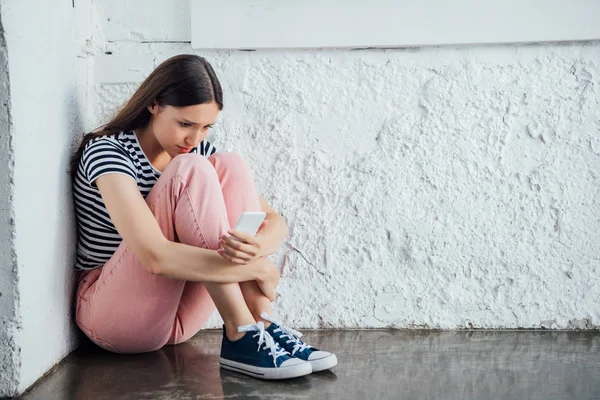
[
  {"left": 86, "top": 1, "right": 600, "bottom": 331},
  {"left": 1, "top": 0, "right": 598, "bottom": 395},
  {"left": 0, "top": 2, "right": 19, "bottom": 396},
  {"left": 190, "top": 0, "right": 600, "bottom": 49},
  {"left": 0, "top": 0, "right": 81, "bottom": 396}
]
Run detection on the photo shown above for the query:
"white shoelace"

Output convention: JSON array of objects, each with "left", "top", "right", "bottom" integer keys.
[
  {"left": 261, "top": 312, "right": 312, "bottom": 356},
  {"left": 237, "top": 321, "right": 289, "bottom": 367}
]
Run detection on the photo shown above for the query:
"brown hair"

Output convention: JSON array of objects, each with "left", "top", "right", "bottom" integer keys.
[{"left": 69, "top": 54, "right": 223, "bottom": 177}]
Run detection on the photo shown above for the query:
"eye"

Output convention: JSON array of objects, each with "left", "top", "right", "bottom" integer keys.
[{"left": 179, "top": 122, "right": 192, "bottom": 128}]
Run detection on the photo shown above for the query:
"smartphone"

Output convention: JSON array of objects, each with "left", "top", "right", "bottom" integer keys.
[{"left": 233, "top": 211, "right": 267, "bottom": 237}]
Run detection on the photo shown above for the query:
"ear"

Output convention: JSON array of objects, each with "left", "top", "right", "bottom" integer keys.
[{"left": 147, "top": 101, "right": 162, "bottom": 115}]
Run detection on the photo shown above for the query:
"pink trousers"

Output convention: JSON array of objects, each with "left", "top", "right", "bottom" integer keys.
[{"left": 75, "top": 152, "right": 261, "bottom": 354}]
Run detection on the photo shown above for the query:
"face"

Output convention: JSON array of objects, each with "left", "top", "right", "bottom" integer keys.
[{"left": 147, "top": 101, "right": 220, "bottom": 158}]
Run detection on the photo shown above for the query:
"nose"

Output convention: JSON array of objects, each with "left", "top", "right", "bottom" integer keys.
[{"left": 184, "top": 130, "right": 204, "bottom": 147}]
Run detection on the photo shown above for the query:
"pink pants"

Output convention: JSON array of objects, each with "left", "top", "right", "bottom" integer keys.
[{"left": 75, "top": 152, "right": 261, "bottom": 354}]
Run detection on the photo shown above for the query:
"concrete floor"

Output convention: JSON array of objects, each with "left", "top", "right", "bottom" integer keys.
[{"left": 17, "top": 330, "right": 600, "bottom": 400}]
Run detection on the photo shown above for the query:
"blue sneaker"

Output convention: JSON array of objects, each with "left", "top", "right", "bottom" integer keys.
[
  {"left": 261, "top": 312, "right": 338, "bottom": 372},
  {"left": 219, "top": 321, "right": 312, "bottom": 380}
]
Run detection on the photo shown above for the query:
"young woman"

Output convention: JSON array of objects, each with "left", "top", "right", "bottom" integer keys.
[{"left": 71, "top": 54, "right": 337, "bottom": 380}]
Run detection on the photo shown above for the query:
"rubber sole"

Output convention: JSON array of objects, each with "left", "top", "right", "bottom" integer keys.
[
  {"left": 309, "top": 353, "right": 338, "bottom": 372},
  {"left": 219, "top": 358, "right": 313, "bottom": 380}
]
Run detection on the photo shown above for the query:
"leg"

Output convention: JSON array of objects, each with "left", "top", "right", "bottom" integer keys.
[
  {"left": 239, "top": 281, "right": 274, "bottom": 327},
  {"left": 76, "top": 154, "right": 246, "bottom": 352},
  {"left": 203, "top": 153, "right": 337, "bottom": 373},
  {"left": 208, "top": 152, "right": 275, "bottom": 328},
  {"left": 176, "top": 153, "right": 312, "bottom": 379},
  {"left": 169, "top": 152, "right": 272, "bottom": 343}
]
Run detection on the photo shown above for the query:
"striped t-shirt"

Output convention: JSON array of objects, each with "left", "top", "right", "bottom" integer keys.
[{"left": 73, "top": 130, "right": 217, "bottom": 270}]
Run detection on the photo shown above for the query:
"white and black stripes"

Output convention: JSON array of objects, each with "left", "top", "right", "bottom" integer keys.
[
  {"left": 199, "top": 139, "right": 217, "bottom": 157},
  {"left": 73, "top": 130, "right": 216, "bottom": 270}
]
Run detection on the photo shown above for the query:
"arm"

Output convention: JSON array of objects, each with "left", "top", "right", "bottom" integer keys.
[
  {"left": 95, "top": 174, "right": 267, "bottom": 282},
  {"left": 255, "top": 195, "right": 289, "bottom": 257}
]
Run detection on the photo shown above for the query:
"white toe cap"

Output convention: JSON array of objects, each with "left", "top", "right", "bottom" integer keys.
[
  {"left": 280, "top": 357, "right": 309, "bottom": 367},
  {"left": 308, "top": 351, "right": 332, "bottom": 361}
]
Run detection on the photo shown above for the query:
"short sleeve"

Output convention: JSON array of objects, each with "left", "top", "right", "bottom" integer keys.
[
  {"left": 81, "top": 139, "right": 137, "bottom": 186},
  {"left": 198, "top": 140, "right": 217, "bottom": 157}
]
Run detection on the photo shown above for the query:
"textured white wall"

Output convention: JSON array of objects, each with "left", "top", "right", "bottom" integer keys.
[
  {"left": 2, "top": 1, "right": 594, "bottom": 397},
  {"left": 0, "top": 0, "right": 81, "bottom": 396},
  {"left": 0, "top": 2, "right": 19, "bottom": 396},
  {"left": 83, "top": 1, "right": 600, "bottom": 331}
]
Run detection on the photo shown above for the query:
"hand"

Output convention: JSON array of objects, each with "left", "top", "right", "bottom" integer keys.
[
  {"left": 256, "top": 258, "right": 280, "bottom": 301},
  {"left": 217, "top": 220, "right": 268, "bottom": 264}
]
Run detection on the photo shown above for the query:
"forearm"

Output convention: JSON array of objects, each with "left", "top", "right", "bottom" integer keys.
[
  {"left": 153, "top": 239, "right": 265, "bottom": 283},
  {"left": 256, "top": 213, "right": 289, "bottom": 257}
]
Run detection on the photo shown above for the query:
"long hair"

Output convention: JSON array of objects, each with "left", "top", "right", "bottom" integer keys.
[{"left": 69, "top": 54, "right": 223, "bottom": 177}]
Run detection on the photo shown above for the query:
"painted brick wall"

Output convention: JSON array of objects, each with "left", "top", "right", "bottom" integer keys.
[{"left": 80, "top": 1, "right": 600, "bottom": 330}]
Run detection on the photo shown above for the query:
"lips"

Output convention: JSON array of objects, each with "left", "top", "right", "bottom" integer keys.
[{"left": 177, "top": 146, "right": 194, "bottom": 153}]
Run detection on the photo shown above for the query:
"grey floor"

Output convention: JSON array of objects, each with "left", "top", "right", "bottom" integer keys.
[{"left": 17, "top": 330, "right": 600, "bottom": 400}]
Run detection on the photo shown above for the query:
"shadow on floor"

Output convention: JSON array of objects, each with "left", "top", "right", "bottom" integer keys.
[{"left": 18, "top": 329, "right": 600, "bottom": 399}]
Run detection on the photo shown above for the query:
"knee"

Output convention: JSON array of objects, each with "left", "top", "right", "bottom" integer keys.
[
  {"left": 209, "top": 151, "right": 251, "bottom": 171},
  {"left": 166, "top": 153, "right": 215, "bottom": 176}
]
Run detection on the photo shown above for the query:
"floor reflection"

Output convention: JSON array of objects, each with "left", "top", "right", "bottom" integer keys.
[{"left": 20, "top": 330, "right": 600, "bottom": 400}]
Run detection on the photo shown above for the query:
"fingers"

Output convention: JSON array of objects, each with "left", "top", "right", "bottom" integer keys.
[
  {"left": 220, "top": 244, "right": 254, "bottom": 260},
  {"left": 268, "top": 292, "right": 279, "bottom": 302},
  {"left": 220, "top": 236, "right": 259, "bottom": 257},
  {"left": 261, "top": 287, "right": 276, "bottom": 301},
  {"left": 218, "top": 242, "right": 252, "bottom": 260},
  {"left": 266, "top": 291, "right": 280, "bottom": 302},
  {"left": 223, "top": 236, "right": 257, "bottom": 254},
  {"left": 223, "top": 247, "right": 252, "bottom": 261},
  {"left": 217, "top": 248, "right": 249, "bottom": 264},
  {"left": 218, "top": 239, "right": 260, "bottom": 262},
  {"left": 224, "top": 230, "right": 260, "bottom": 246}
]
